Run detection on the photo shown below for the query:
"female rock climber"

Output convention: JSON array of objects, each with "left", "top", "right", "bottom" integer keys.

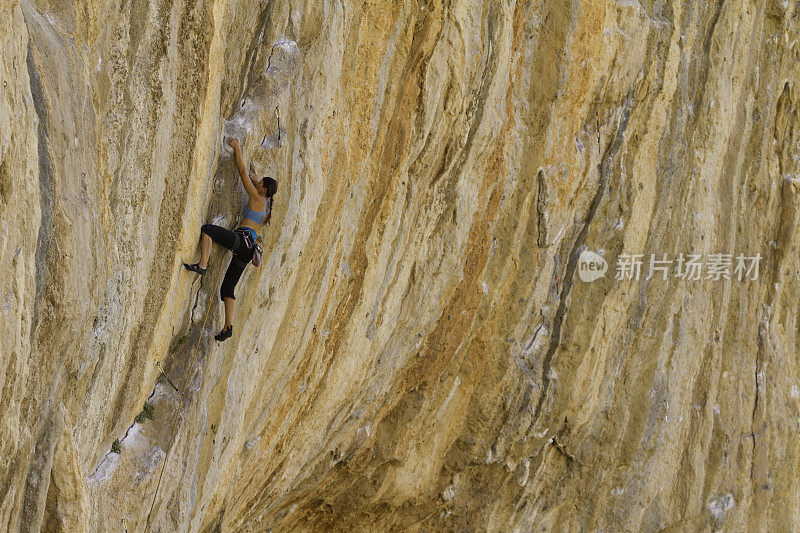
[{"left": 183, "top": 137, "right": 277, "bottom": 341}]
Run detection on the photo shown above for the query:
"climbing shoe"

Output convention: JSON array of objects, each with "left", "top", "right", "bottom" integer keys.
[
  {"left": 183, "top": 262, "right": 207, "bottom": 275},
  {"left": 214, "top": 325, "right": 233, "bottom": 342}
]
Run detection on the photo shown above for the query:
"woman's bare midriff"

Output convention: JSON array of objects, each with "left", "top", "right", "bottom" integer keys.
[{"left": 239, "top": 218, "right": 261, "bottom": 234}]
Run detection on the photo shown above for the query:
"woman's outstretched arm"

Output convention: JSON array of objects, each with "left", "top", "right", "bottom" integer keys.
[{"left": 226, "top": 138, "right": 259, "bottom": 198}]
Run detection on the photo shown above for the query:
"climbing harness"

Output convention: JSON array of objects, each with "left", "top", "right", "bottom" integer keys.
[
  {"left": 156, "top": 362, "right": 182, "bottom": 396},
  {"left": 145, "top": 261, "right": 224, "bottom": 531},
  {"left": 235, "top": 227, "right": 255, "bottom": 250},
  {"left": 234, "top": 227, "right": 263, "bottom": 267},
  {"left": 241, "top": 230, "right": 264, "bottom": 267}
]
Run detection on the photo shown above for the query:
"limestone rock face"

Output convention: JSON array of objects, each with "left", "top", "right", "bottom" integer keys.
[{"left": 2, "top": 0, "right": 800, "bottom": 530}]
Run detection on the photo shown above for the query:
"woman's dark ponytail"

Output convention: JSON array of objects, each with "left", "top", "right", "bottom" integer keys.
[
  {"left": 266, "top": 196, "right": 273, "bottom": 224},
  {"left": 262, "top": 176, "right": 277, "bottom": 225}
]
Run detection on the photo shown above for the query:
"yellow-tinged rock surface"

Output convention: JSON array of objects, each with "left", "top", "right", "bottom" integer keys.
[{"left": 1, "top": 0, "right": 800, "bottom": 530}]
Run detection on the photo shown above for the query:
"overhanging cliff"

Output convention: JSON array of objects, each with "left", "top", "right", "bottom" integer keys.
[{"left": 1, "top": 0, "right": 800, "bottom": 531}]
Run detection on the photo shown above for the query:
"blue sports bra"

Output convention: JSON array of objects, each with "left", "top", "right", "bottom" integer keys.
[{"left": 242, "top": 201, "right": 269, "bottom": 225}]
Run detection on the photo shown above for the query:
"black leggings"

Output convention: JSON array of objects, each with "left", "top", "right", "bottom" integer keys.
[{"left": 201, "top": 224, "right": 254, "bottom": 300}]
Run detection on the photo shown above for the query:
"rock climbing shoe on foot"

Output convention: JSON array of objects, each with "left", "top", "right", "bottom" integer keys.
[
  {"left": 183, "top": 262, "right": 207, "bottom": 275},
  {"left": 215, "top": 325, "right": 233, "bottom": 342}
]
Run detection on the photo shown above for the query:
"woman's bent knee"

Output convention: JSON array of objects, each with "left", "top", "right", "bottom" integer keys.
[{"left": 202, "top": 224, "right": 237, "bottom": 250}]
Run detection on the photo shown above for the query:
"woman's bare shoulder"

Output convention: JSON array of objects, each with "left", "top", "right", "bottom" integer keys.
[{"left": 248, "top": 195, "right": 267, "bottom": 211}]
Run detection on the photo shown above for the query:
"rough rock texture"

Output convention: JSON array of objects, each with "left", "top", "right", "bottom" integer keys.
[{"left": 2, "top": 0, "right": 800, "bottom": 530}]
